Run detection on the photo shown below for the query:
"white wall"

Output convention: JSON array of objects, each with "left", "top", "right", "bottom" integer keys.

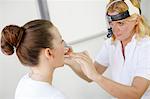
[
  {"left": 141, "top": 0, "right": 150, "bottom": 22},
  {"left": 47, "top": 0, "right": 107, "bottom": 42},
  {"left": 0, "top": 0, "right": 38, "bottom": 30}
]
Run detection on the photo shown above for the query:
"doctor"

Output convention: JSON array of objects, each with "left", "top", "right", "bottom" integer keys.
[{"left": 65, "top": 0, "right": 150, "bottom": 99}]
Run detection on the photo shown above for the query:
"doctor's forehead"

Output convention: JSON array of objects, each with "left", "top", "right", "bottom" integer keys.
[{"left": 108, "top": 12, "right": 119, "bottom": 16}]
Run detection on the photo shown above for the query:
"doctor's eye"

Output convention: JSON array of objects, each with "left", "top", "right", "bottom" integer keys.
[
  {"left": 109, "top": 22, "right": 113, "bottom": 26},
  {"left": 118, "top": 22, "right": 125, "bottom": 26}
]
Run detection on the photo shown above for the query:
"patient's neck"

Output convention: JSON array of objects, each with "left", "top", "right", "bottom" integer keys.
[{"left": 30, "top": 63, "right": 54, "bottom": 85}]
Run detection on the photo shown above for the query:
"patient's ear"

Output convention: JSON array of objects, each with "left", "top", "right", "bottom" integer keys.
[{"left": 44, "top": 48, "right": 54, "bottom": 60}]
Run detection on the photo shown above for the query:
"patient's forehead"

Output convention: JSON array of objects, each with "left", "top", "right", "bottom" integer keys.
[
  {"left": 49, "top": 26, "right": 61, "bottom": 39},
  {"left": 49, "top": 27, "right": 62, "bottom": 47}
]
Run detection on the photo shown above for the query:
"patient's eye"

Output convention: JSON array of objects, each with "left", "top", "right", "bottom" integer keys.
[{"left": 61, "top": 40, "right": 64, "bottom": 44}]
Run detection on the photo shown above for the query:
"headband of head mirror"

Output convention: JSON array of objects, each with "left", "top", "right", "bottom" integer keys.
[{"left": 106, "top": 0, "right": 141, "bottom": 22}]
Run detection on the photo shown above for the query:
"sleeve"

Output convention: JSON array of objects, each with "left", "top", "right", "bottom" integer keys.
[
  {"left": 134, "top": 45, "right": 150, "bottom": 80},
  {"left": 94, "top": 39, "right": 110, "bottom": 67}
]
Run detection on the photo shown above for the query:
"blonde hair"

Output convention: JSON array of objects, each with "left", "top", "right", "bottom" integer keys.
[
  {"left": 107, "top": 0, "right": 150, "bottom": 41},
  {"left": 127, "top": 14, "right": 150, "bottom": 40}
]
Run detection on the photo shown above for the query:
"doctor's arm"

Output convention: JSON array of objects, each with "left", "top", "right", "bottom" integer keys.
[
  {"left": 95, "top": 74, "right": 150, "bottom": 99},
  {"left": 76, "top": 52, "right": 150, "bottom": 99}
]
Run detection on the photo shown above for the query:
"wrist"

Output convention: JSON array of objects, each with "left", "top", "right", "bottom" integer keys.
[{"left": 92, "top": 73, "right": 102, "bottom": 82}]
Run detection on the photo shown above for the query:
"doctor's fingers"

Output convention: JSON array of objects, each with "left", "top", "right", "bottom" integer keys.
[
  {"left": 74, "top": 54, "right": 93, "bottom": 65},
  {"left": 64, "top": 52, "right": 78, "bottom": 58},
  {"left": 64, "top": 47, "right": 73, "bottom": 55},
  {"left": 74, "top": 51, "right": 91, "bottom": 60},
  {"left": 64, "top": 52, "right": 88, "bottom": 60},
  {"left": 64, "top": 51, "right": 92, "bottom": 64},
  {"left": 82, "top": 51, "right": 91, "bottom": 58},
  {"left": 64, "top": 53, "right": 84, "bottom": 64},
  {"left": 74, "top": 51, "right": 91, "bottom": 59},
  {"left": 64, "top": 57, "right": 80, "bottom": 66}
]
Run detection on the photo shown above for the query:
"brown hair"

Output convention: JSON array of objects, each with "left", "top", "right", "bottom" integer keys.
[{"left": 1, "top": 19, "right": 55, "bottom": 66}]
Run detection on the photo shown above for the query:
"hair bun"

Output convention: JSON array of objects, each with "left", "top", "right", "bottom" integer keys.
[{"left": 1, "top": 25, "right": 24, "bottom": 55}]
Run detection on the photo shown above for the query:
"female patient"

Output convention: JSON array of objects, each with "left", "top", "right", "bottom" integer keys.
[{"left": 1, "top": 19, "right": 66, "bottom": 99}]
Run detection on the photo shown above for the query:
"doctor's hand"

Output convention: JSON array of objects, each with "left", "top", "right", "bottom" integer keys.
[
  {"left": 64, "top": 47, "right": 78, "bottom": 66},
  {"left": 64, "top": 50, "right": 94, "bottom": 82},
  {"left": 64, "top": 50, "right": 83, "bottom": 68},
  {"left": 73, "top": 51, "right": 100, "bottom": 81}
]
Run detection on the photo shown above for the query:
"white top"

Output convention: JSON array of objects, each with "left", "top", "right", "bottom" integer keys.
[
  {"left": 15, "top": 73, "right": 66, "bottom": 99},
  {"left": 95, "top": 35, "right": 150, "bottom": 99}
]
